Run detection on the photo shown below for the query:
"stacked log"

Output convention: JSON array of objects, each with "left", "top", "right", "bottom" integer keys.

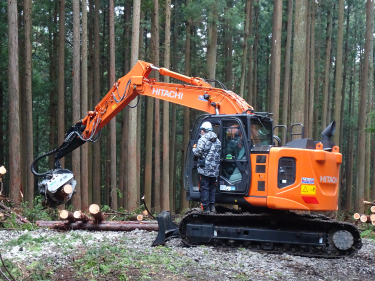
[
  {"left": 355, "top": 202, "right": 375, "bottom": 229},
  {"left": 38, "top": 204, "right": 158, "bottom": 232}
]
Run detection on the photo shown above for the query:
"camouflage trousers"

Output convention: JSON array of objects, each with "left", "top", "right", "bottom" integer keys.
[{"left": 199, "top": 174, "right": 216, "bottom": 208}]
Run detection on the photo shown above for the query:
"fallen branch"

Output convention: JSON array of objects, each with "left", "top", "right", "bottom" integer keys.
[
  {"left": 0, "top": 250, "right": 15, "bottom": 281},
  {"left": 0, "top": 202, "right": 30, "bottom": 224},
  {"left": 36, "top": 220, "right": 158, "bottom": 231}
]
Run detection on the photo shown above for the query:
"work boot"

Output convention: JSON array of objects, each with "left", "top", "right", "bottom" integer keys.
[
  {"left": 203, "top": 206, "right": 210, "bottom": 213},
  {"left": 210, "top": 205, "right": 216, "bottom": 213}
]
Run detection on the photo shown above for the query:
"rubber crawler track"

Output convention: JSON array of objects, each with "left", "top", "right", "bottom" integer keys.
[{"left": 179, "top": 209, "right": 362, "bottom": 258}]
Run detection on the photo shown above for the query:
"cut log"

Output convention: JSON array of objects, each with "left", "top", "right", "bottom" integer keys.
[
  {"left": 360, "top": 214, "right": 371, "bottom": 223},
  {"left": 89, "top": 204, "right": 104, "bottom": 223},
  {"left": 56, "top": 184, "right": 73, "bottom": 202},
  {"left": 0, "top": 166, "right": 6, "bottom": 177},
  {"left": 370, "top": 214, "right": 375, "bottom": 222},
  {"left": 371, "top": 206, "right": 375, "bottom": 213},
  {"left": 36, "top": 220, "right": 159, "bottom": 231},
  {"left": 130, "top": 214, "right": 143, "bottom": 221},
  {"left": 73, "top": 211, "right": 91, "bottom": 222},
  {"left": 353, "top": 213, "right": 361, "bottom": 220},
  {"left": 60, "top": 210, "right": 75, "bottom": 222}
]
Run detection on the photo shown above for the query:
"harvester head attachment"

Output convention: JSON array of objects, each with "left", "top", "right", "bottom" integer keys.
[{"left": 38, "top": 168, "right": 76, "bottom": 207}]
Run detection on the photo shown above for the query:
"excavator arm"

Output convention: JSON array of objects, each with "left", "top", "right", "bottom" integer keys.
[{"left": 32, "top": 60, "right": 253, "bottom": 206}]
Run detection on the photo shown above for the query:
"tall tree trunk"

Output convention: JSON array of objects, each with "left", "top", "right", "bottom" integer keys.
[
  {"left": 345, "top": 60, "right": 355, "bottom": 211},
  {"left": 92, "top": 0, "right": 101, "bottom": 205},
  {"left": 321, "top": 7, "right": 332, "bottom": 130},
  {"left": 333, "top": 0, "right": 344, "bottom": 145},
  {"left": 281, "top": 0, "right": 293, "bottom": 143},
  {"left": 180, "top": 0, "right": 192, "bottom": 212},
  {"left": 127, "top": 0, "right": 141, "bottom": 211},
  {"left": 308, "top": 2, "right": 316, "bottom": 139},
  {"left": 161, "top": 0, "right": 171, "bottom": 211},
  {"left": 304, "top": 2, "right": 310, "bottom": 135},
  {"left": 152, "top": 0, "right": 161, "bottom": 212},
  {"left": 291, "top": 0, "right": 307, "bottom": 129},
  {"left": 24, "top": 0, "right": 33, "bottom": 207},
  {"left": 270, "top": 0, "right": 282, "bottom": 125},
  {"left": 246, "top": 0, "right": 254, "bottom": 104},
  {"left": 365, "top": 2, "right": 374, "bottom": 201},
  {"left": 120, "top": 0, "right": 131, "bottom": 209},
  {"left": 108, "top": 0, "right": 117, "bottom": 210},
  {"left": 313, "top": 11, "right": 322, "bottom": 140},
  {"left": 224, "top": 0, "right": 233, "bottom": 88},
  {"left": 206, "top": 0, "right": 219, "bottom": 81},
  {"left": 81, "top": 0, "right": 89, "bottom": 212},
  {"left": 355, "top": 0, "right": 373, "bottom": 213},
  {"left": 252, "top": 0, "right": 259, "bottom": 110},
  {"left": 58, "top": 0, "right": 66, "bottom": 168},
  {"left": 8, "top": 0, "right": 21, "bottom": 202},
  {"left": 240, "top": 0, "right": 251, "bottom": 97},
  {"left": 88, "top": 0, "right": 94, "bottom": 205},
  {"left": 72, "top": 0, "right": 81, "bottom": 210},
  {"left": 169, "top": 0, "right": 179, "bottom": 212}
]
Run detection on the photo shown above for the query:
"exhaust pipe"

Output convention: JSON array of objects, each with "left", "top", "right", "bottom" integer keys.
[
  {"left": 320, "top": 121, "right": 336, "bottom": 150},
  {"left": 321, "top": 121, "right": 336, "bottom": 141}
]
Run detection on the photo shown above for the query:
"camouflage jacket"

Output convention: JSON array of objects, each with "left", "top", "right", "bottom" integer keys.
[{"left": 193, "top": 131, "right": 221, "bottom": 177}]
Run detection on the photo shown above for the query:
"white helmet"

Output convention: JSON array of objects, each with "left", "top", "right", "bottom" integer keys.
[{"left": 200, "top": 121, "right": 213, "bottom": 131}]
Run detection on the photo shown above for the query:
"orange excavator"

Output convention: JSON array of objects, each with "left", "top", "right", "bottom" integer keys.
[{"left": 31, "top": 61, "right": 361, "bottom": 257}]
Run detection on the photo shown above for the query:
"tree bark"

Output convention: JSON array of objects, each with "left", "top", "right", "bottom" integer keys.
[
  {"left": 270, "top": 0, "right": 282, "bottom": 126},
  {"left": 72, "top": 0, "right": 81, "bottom": 210},
  {"left": 313, "top": 11, "right": 322, "bottom": 140},
  {"left": 291, "top": 0, "right": 307, "bottom": 130},
  {"left": 281, "top": 0, "right": 293, "bottom": 143},
  {"left": 308, "top": 2, "right": 316, "bottom": 139},
  {"left": 127, "top": 0, "right": 141, "bottom": 211},
  {"left": 333, "top": 0, "right": 344, "bottom": 146},
  {"left": 58, "top": 0, "right": 66, "bottom": 168},
  {"left": 151, "top": 0, "right": 161, "bottom": 212},
  {"left": 240, "top": 0, "right": 251, "bottom": 98},
  {"left": 180, "top": 0, "right": 192, "bottom": 212},
  {"left": 206, "top": 0, "right": 219, "bottom": 82},
  {"left": 92, "top": 0, "right": 101, "bottom": 205},
  {"left": 162, "top": 0, "right": 171, "bottom": 211},
  {"left": 355, "top": 0, "right": 373, "bottom": 213},
  {"left": 321, "top": 7, "right": 332, "bottom": 130},
  {"left": 246, "top": 0, "right": 254, "bottom": 104},
  {"left": 303, "top": 2, "right": 310, "bottom": 135},
  {"left": 120, "top": 1, "right": 131, "bottom": 209},
  {"left": 252, "top": 0, "right": 259, "bottom": 110},
  {"left": 80, "top": 0, "right": 89, "bottom": 212},
  {"left": 8, "top": 0, "right": 21, "bottom": 202},
  {"left": 24, "top": 0, "right": 33, "bottom": 207},
  {"left": 108, "top": 0, "right": 117, "bottom": 210}
]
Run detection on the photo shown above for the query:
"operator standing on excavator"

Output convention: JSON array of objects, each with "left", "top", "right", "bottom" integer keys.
[{"left": 193, "top": 122, "right": 221, "bottom": 213}]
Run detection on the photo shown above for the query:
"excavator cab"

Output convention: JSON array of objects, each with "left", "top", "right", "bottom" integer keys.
[{"left": 184, "top": 113, "right": 273, "bottom": 206}]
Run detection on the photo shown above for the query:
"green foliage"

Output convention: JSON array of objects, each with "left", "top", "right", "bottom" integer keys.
[{"left": 360, "top": 229, "right": 375, "bottom": 241}]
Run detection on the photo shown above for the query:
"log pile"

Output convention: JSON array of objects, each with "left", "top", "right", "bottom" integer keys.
[
  {"left": 353, "top": 200, "right": 375, "bottom": 228},
  {"left": 37, "top": 204, "right": 158, "bottom": 232}
]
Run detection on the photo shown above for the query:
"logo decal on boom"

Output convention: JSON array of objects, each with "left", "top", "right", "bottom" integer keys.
[{"left": 152, "top": 88, "right": 183, "bottom": 99}]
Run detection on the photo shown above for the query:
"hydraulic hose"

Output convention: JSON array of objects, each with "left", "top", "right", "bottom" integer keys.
[{"left": 31, "top": 146, "right": 60, "bottom": 177}]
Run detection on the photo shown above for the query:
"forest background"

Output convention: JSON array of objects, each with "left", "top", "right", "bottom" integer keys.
[{"left": 1, "top": 0, "right": 374, "bottom": 215}]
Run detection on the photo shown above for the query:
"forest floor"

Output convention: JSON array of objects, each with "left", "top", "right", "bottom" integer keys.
[{"left": 0, "top": 228, "right": 374, "bottom": 281}]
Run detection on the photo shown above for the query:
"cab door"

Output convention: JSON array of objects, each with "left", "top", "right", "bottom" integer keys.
[{"left": 219, "top": 118, "right": 251, "bottom": 195}]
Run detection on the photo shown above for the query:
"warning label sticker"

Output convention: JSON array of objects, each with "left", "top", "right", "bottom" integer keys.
[{"left": 301, "top": 185, "right": 316, "bottom": 195}]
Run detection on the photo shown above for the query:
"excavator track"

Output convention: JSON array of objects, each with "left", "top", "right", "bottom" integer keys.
[{"left": 179, "top": 209, "right": 362, "bottom": 258}]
